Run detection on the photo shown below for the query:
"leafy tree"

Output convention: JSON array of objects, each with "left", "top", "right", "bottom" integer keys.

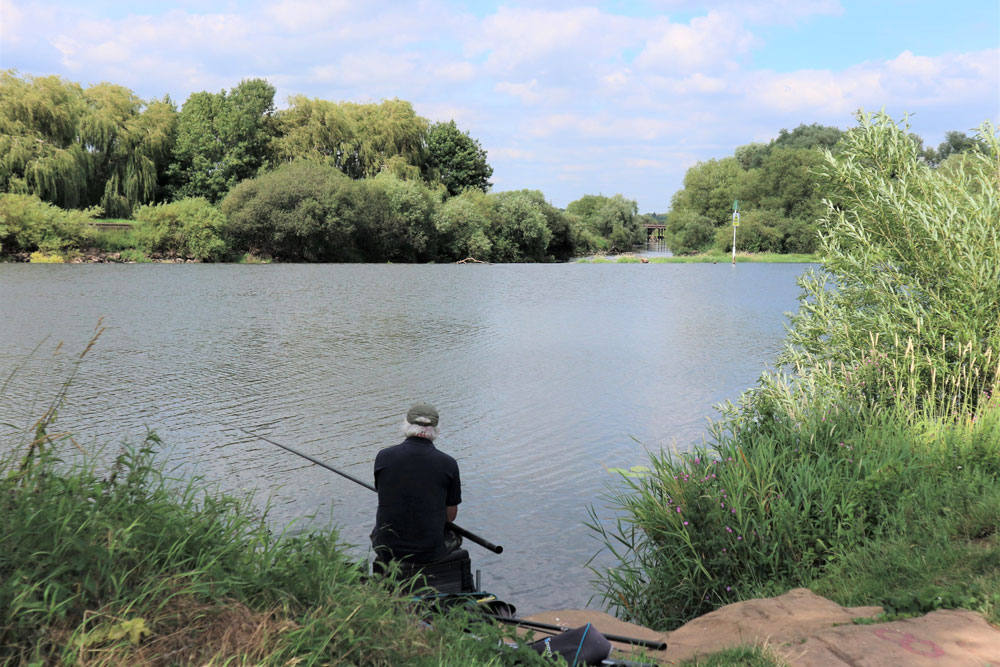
[
  {"left": 490, "top": 190, "right": 553, "bottom": 262},
  {"left": 566, "top": 193, "right": 642, "bottom": 252},
  {"left": 734, "top": 142, "right": 768, "bottom": 170},
  {"left": 784, "top": 113, "right": 999, "bottom": 413},
  {"left": 770, "top": 123, "right": 843, "bottom": 151},
  {"left": 664, "top": 209, "right": 715, "bottom": 255},
  {"left": 221, "top": 161, "right": 362, "bottom": 261},
  {"left": 0, "top": 72, "right": 90, "bottom": 209},
  {"left": 669, "top": 157, "right": 745, "bottom": 225},
  {"left": 434, "top": 189, "right": 495, "bottom": 261},
  {"left": 79, "top": 84, "right": 176, "bottom": 217},
  {"left": 167, "top": 79, "right": 276, "bottom": 202},
  {"left": 425, "top": 120, "right": 493, "bottom": 196},
  {"left": 363, "top": 174, "right": 440, "bottom": 261},
  {"left": 742, "top": 147, "right": 825, "bottom": 222},
  {"left": 923, "top": 130, "right": 990, "bottom": 165},
  {"left": 339, "top": 99, "right": 428, "bottom": 180},
  {"left": 270, "top": 95, "right": 354, "bottom": 169}
]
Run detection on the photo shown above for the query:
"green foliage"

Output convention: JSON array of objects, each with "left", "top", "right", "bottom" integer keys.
[
  {"left": 664, "top": 209, "right": 715, "bottom": 255},
  {"left": 79, "top": 84, "right": 176, "bottom": 217},
  {"left": 434, "top": 188, "right": 496, "bottom": 261},
  {"left": 221, "top": 160, "right": 366, "bottom": 261},
  {"left": 490, "top": 190, "right": 554, "bottom": 262},
  {"left": 363, "top": 174, "right": 441, "bottom": 262},
  {"left": 590, "top": 113, "right": 1000, "bottom": 632},
  {"left": 426, "top": 120, "right": 493, "bottom": 196},
  {"left": 0, "top": 433, "right": 544, "bottom": 665},
  {"left": 0, "top": 71, "right": 90, "bottom": 209},
  {"left": 769, "top": 123, "right": 844, "bottom": 152},
  {"left": 782, "top": 113, "right": 1000, "bottom": 416},
  {"left": 167, "top": 79, "right": 276, "bottom": 202},
  {"left": 133, "top": 197, "right": 228, "bottom": 261},
  {"left": 566, "top": 194, "right": 642, "bottom": 253},
  {"left": 669, "top": 157, "right": 745, "bottom": 226},
  {"left": 0, "top": 193, "right": 97, "bottom": 257},
  {"left": 0, "top": 72, "right": 174, "bottom": 216}
]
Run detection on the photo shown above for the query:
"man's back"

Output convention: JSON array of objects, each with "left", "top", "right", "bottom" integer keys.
[{"left": 372, "top": 436, "right": 461, "bottom": 563}]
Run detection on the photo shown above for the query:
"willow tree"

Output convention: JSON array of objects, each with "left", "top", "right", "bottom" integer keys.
[
  {"left": 340, "top": 99, "right": 428, "bottom": 180},
  {"left": 80, "top": 83, "right": 176, "bottom": 217},
  {"left": 0, "top": 71, "right": 89, "bottom": 208},
  {"left": 271, "top": 95, "right": 355, "bottom": 169}
]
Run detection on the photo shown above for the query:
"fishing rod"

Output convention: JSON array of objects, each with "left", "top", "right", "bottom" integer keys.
[
  {"left": 238, "top": 428, "right": 503, "bottom": 555},
  {"left": 486, "top": 615, "right": 668, "bottom": 651}
]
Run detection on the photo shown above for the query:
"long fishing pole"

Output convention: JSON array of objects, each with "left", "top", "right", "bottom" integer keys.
[
  {"left": 486, "top": 614, "right": 668, "bottom": 651},
  {"left": 238, "top": 428, "right": 503, "bottom": 555}
]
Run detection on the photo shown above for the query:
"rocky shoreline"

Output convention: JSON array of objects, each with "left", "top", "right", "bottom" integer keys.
[{"left": 5, "top": 250, "right": 202, "bottom": 263}]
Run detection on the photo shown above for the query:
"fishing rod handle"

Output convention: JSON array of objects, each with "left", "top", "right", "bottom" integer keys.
[{"left": 448, "top": 522, "right": 503, "bottom": 554}]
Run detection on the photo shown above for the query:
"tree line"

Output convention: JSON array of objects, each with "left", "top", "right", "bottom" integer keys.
[
  {"left": 0, "top": 70, "right": 647, "bottom": 262},
  {"left": 661, "top": 122, "right": 990, "bottom": 255}
]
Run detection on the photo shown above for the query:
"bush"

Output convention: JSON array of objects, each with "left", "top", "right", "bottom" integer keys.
[
  {"left": 221, "top": 161, "right": 365, "bottom": 262},
  {"left": 0, "top": 193, "right": 98, "bottom": 258},
  {"left": 133, "top": 197, "right": 228, "bottom": 261}
]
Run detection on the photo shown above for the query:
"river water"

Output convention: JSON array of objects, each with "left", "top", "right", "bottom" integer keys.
[{"left": 0, "top": 262, "right": 810, "bottom": 614}]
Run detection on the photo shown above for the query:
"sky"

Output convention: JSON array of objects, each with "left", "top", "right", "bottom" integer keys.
[{"left": 1, "top": 0, "right": 997, "bottom": 212}]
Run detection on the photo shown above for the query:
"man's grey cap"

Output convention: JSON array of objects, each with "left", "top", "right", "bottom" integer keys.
[{"left": 406, "top": 402, "right": 439, "bottom": 427}]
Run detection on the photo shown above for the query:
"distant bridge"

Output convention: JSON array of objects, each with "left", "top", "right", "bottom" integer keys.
[{"left": 644, "top": 223, "right": 666, "bottom": 241}]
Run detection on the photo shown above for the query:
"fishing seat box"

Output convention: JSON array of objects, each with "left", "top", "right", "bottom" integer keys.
[{"left": 395, "top": 548, "right": 475, "bottom": 594}]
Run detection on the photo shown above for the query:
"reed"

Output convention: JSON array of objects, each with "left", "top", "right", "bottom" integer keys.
[{"left": 589, "top": 115, "right": 1000, "bottom": 630}]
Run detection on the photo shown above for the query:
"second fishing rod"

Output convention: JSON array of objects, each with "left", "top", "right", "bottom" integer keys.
[{"left": 238, "top": 428, "right": 503, "bottom": 555}]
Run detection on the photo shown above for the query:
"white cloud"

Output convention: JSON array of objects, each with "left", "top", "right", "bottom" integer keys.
[
  {"left": 635, "top": 11, "right": 754, "bottom": 73},
  {"left": 264, "top": 0, "right": 350, "bottom": 32},
  {"left": 746, "top": 49, "right": 999, "bottom": 116},
  {"left": 490, "top": 147, "right": 537, "bottom": 161}
]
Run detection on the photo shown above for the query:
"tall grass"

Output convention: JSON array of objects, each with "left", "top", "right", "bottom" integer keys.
[
  {"left": 0, "top": 433, "right": 547, "bottom": 665},
  {"left": 589, "top": 114, "right": 1000, "bottom": 630}
]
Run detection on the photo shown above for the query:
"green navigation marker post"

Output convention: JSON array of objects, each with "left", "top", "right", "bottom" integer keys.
[{"left": 731, "top": 199, "right": 740, "bottom": 265}]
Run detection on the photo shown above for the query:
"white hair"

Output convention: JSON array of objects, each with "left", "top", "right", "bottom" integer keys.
[{"left": 402, "top": 419, "right": 439, "bottom": 441}]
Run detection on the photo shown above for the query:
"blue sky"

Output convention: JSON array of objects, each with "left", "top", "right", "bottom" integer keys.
[{"left": 2, "top": 0, "right": 997, "bottom": 212}]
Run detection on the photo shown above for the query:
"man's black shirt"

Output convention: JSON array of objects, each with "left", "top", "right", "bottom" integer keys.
[{"left": 372, "top": 436, "right": 461, "bottom": 563}]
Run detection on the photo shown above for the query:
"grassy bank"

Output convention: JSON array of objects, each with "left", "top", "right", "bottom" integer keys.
[
  {"left": 0, "top": 431, "right": 547, "bottom": 665},
  {"left": 589, "top": 114, "right": 1000, "bottom": 631},
  {"left": 577, "top": 251, "right": 819, "bottom": 263}
]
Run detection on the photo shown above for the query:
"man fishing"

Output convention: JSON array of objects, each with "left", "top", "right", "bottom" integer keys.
[{"left": 370, "top": 402, "right": 463, "bottom": 572}]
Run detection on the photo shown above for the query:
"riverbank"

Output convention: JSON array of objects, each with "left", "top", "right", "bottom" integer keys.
[{"left": 577, "top": 251, "right": 819, "bottom": 263}]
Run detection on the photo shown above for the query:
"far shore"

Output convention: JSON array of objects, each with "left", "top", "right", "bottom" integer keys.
[{"left": 577, "top": 251, "right": 820, "bottom": 264}]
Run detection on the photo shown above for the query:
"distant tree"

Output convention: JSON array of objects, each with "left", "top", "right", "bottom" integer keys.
[
  {"left": 167, "top": 78, "right": 276, "bottom": 202},
  {"left": 669, "top": 157, "right": 745, "bottom": 225},
  {"left": 566, "top": 193, "right": 642, "bottom": 252},
  {"left": 80, "top": 84, "right": 176, "bottom": 217},
  {"left": 0, "top": 72, "right": 89, "bottom": 209},
  {"left": 928, "top": 130, "right": 989, "bottom": 165},
  {"left": 743, "top": 147, "right": 825, "bottom": 222},
  {"left": 664, "top": 209, "right": 715, "bottom": 255},
  {"left": 364, "top": 173, "right": 440, "bottom": 261},
  {"left": 490, "top": 190, "right": 553, "bottom": 262},
  {"left": 271, "top": 95, "right": 354, "bottom": 169},
  {"left": 734, "top": 142, "right": 769, "bottom": 170},
  {"left": 0, "top": 72, "right": 174, "bottom": 216},
  {"left": 434, "top": 188, "right": 495, "bottom": 261},
  {"left": 770, "top": 123, "right": 843, "bottom": 151},
  {"left": 339, "top": 99, "right": 428, "bottom": 180},
  {"left": 220, "top": 160, "right": 362, "bottom": 261},
  {"left": 425, "top": 120, "right": 493, "bottom": 196}
]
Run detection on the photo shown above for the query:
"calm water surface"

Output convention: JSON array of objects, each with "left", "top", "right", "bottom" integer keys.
[{"left": 0, "top": 262, "right": 810, "bottom": 613}]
